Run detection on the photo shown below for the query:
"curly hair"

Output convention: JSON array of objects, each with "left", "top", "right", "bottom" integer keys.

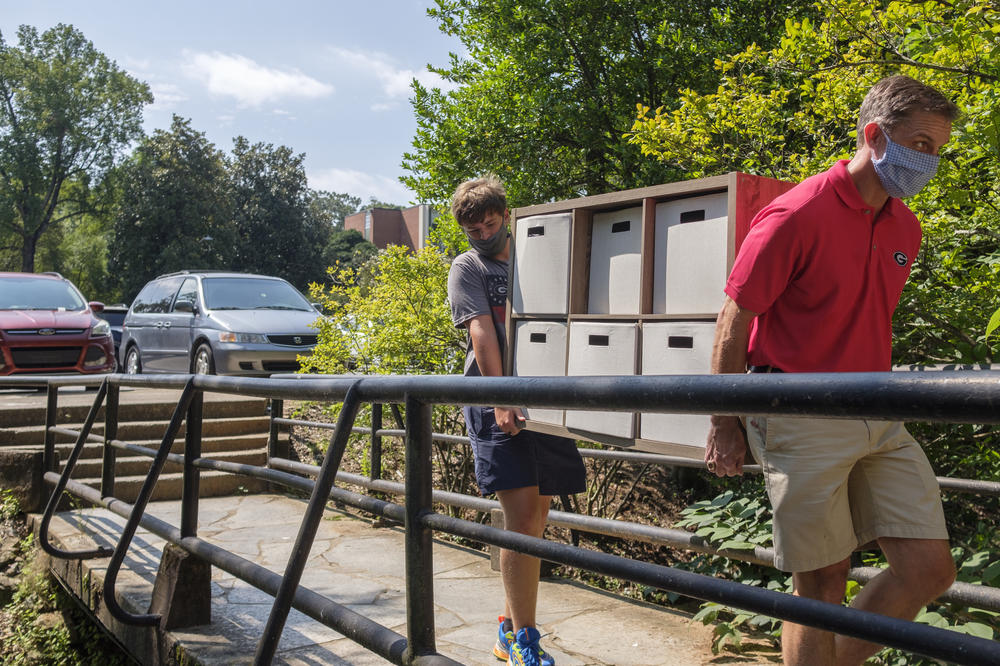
[{"left": 450, "top": 176, "right": 507, "bottom": 226}]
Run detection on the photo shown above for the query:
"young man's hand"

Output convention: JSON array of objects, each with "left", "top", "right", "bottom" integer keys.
[{"left": 495, "top": 406, "right": 525, "bottom": 435}]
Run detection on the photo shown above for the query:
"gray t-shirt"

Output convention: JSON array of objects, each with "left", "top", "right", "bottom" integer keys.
[{"left": 448, "top": 250, "right": 508, "bottom": 377}]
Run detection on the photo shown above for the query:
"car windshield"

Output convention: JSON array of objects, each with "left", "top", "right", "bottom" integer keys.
[
  {"left": 202, "top": 277, "right": 313, "bottom": 311},
  {"left": 0, "top": 277, "right": 86, "bottom": 311}
]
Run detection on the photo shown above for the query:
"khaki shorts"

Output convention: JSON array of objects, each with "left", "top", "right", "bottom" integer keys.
[{"left": 744, "top": 416, "right": 948, "bottom": 573}]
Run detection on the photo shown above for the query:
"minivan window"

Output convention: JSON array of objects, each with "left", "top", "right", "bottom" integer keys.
[
  {"left": 202, "top": 277, "right": 312, "bottom": 311},
  {"left": 132, "top": 277, "right": 183, "bottom": 314},
  {"left": 174, "top": 278, "right": 199, "bottom": 311}
]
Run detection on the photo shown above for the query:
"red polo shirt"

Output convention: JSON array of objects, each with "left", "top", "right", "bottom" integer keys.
[{"left": 725, "top": 160, "right": 921, "bottom": 372}]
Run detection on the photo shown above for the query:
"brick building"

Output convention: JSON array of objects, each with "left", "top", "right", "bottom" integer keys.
[{"left": 344, "top": 204, "right": 436, "bottom": 252}]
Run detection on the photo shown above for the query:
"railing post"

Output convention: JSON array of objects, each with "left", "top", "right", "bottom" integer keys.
[
  {"left": 268, "top": 398, "right": 285, "bottom": 462},
  {"left": 149, "top": 386, "right": 210, "bottom": 631},
  {"left": 267, "top": 398, "right": 286, "bottom": 493},
  {"left": 101, "top": 382, "right": 119, "bottom": 498},
  {"left": 43, "top": 382, "right": 58, "bottom": 473},
  {"left": 370, "top": 402, "right": 383, "bottom": 483},
  {"left": 403, "top": 394, "right": 436, "bottom": 661},
  {"left": 182, "top": 389, "right": 203, "bottom": 538}
]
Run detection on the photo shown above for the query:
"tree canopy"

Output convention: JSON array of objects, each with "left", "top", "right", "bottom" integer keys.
[
  {"left": 0, "top": 23, "right": 151, "bottom": 272},
  {"left": 229, "top": 137, "right": 328, "bottom": 291},
  {"left": 108, "top": 116, "right": 234, "bottom": 300},
  {"left": 402, "top": 0, "right": 817, "bottom": 207},
  {"left": 302, "top": 240, "right": 464, "bottom": 376},
  {"left": 626, "top": 0, "right": 1000, "bottom": 363},
  {"left": 309, "top": 190, "right": 362, "bottom": 231}
]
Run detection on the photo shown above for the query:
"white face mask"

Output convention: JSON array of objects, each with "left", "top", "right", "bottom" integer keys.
[{"left": 871, "top": 128, "right": 940, "bottom": 198}]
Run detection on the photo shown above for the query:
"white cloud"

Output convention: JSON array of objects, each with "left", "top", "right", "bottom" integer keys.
[
  {"left": 182, "top": 51, "right": 334, "bottom": 107},
  {"left": 329, "top": 47, "right": 454, "bottom": 98},
  {"left": 149, "top": 82, "right": 188, "bottom": 108},
  {"left": 309, "top": 168, "right": 413, "bottom": 205},
  {"left": 370, "top": 102, "right": 396, "bottom": 112}
]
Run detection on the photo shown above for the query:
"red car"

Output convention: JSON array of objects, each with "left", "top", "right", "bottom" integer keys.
[{"left": 0, "top": 272, "right": 116, "bottom": 376}]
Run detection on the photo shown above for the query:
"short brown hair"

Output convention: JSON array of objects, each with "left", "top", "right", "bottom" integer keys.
[
  {"left": 856, "top": 75, "right": 959, "bottom": 147},
  {"left": 451, "top": 176, "right": 506, "bottom": 226}
]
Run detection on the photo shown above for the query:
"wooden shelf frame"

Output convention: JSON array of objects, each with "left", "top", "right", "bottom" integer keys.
[{"left": 503, "top": 171, "right": 795, "bottom": 456}]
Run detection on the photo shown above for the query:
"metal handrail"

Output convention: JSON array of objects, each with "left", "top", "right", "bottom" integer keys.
[
  {"left": 6, "top": 370, "right": 1000, "bottom": 665},
  {"left": 273, "top": 418, "right": 1000, "bottom": 498},
  {"left": 100, "top": 379, "right": 197, "bottom": 627},
  {"left": 37, "top": 379, "right": 114, "bottom": 560}
]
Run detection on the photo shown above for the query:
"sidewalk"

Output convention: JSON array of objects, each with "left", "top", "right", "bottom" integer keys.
[{"left": 41, "top": 494, "right": 777, "bottom": 665}]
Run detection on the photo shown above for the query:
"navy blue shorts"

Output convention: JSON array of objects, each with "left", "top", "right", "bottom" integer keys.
[{"left": 464, "top": 406, "right": 587, "bottom": 496}]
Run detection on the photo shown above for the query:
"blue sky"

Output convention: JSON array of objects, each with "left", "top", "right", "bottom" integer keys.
[{"left": 0, "top": 0, "right": 463, "bottom": 205}]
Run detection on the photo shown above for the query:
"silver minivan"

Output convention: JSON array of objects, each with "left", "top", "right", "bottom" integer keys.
[{"left": 120, "top": 271, "right": 320, "bottom": 375}]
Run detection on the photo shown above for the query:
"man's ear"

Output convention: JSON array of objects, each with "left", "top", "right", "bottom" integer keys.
[{"left": 863, "top": 122, "right": 884, "bottom": 149}]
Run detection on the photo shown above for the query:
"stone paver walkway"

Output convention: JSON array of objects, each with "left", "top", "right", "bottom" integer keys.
[{"left": 42, "top": 494, "right": 778, "bottom": 665}]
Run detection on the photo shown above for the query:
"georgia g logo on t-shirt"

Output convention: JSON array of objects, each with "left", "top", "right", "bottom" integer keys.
[{"left": 893, "top": 251, "right": 908, "bottom": 267}]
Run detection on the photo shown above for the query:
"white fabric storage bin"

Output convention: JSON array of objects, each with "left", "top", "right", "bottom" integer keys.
[
  {"left": 639, "top": 321, "right": 715, "bottom": 447},
  {"left": 565, "top": 321, "right": 637, "bottom": 438},
  {"left": 511, "top": 213, "right": 572, "bottom": 315},
  {"left": 588, "top": 207, "right": 642, "bottom": 314},
  {"left": 512, "top": 320, "right": 567, "bottom": 426},
  {"left": 653, "top": 193, "right": 729, "bottom": 315}
]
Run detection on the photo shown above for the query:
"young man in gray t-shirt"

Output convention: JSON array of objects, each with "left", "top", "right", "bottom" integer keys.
[{"left": 447, "top": 176, "right": 585, "bottom": 666}]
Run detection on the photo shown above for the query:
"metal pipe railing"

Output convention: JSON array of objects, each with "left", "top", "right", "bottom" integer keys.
[
  {"left": 269, "top": 458, "right": 1000, "bottom": 612},
  {"left": 6, "top": 369, "right": 1000, "bottom": 665}
]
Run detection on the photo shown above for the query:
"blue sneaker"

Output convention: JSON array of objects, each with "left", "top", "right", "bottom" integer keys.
[
  {"left": 493, "top": 616, "right": 514, "bottom": 661},
  {"left": 507, "top": 626, "right": 555, "bottom": 666}
]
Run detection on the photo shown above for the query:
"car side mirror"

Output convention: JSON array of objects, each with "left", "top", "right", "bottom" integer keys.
[
  {"left": 89, "top": 301, "right": 105, "bottom": 313},
  {"left": 174, "top": 299, "right": 197, "bottom": 314}
]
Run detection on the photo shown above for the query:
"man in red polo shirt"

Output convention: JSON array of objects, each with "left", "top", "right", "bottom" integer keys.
[{"left": 705, "top": 75, "right": 959, "bottom": 665}]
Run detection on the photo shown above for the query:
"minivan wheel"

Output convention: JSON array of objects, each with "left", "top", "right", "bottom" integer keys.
[
  {"left": 125, "top": 347, "right": 142, "bottom": 374},
  {"left": 193, "top": 344, "right": 216, "bottom": 375}
]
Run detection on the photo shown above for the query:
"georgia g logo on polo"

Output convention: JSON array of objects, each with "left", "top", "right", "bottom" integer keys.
[{"left": 893, "top": 251, "right": 908, "bottom": 267}]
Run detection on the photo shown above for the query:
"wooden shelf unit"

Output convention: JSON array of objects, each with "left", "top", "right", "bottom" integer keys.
[{"left": 505, "top": 171, "right": 794, "bottom": 457}]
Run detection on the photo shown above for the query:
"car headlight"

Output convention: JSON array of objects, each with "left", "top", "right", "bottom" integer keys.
[
  {"left": 218, "top": 331, "right": 268, "bottom": 344},
  {"left": 91, "top": 319, "right": 111, "bottom": 337}
]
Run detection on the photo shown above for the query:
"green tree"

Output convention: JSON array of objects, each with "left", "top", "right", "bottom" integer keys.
[
  {"left": 308, "top": 190, "right": 362, "bottom": 231},
  {"left": 302, "top": 244, "right": 464, "bottom": 375},
  {"left": 108, "top": 116, "right": 234, "bottom": 301},
  {"left": 0, "top": 24, "right": 151, "bottom": 272},
  {"left": 33, "top": 172, "right": 122, "bottom": 301},
  {"left": 362, "top": 197, "right": 405, "bottom": 210},
  {"left": 626, "top": 0, "right": 1000, "bottom": 366},
  {"left": 229, "top": 137, "right": 328, "bottom": 290},
  {"left": 322, "top": 228, "right": 376, "bottom": 281},
  {"left": 403, "top": 0, "right": 817, "bottom": 207}
]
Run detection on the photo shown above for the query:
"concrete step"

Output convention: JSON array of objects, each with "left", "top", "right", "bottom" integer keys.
[
  {"left": 0, "top": 389, "right": 268, "bottom": 429},
  {"left": 66, "top": 448, "right": 267, "bottom": 479},
  {"left": 71, "top": 470, "right": 269, "bottom": 502},
  {"left": 3, "top": 416, "right": 273, "bottom": 446},
  {"left": 50, "top": 436, "right": 269, "bottom": 471},
  {"left": 54, "top": 433, "right": 269, "bottom": 458}
]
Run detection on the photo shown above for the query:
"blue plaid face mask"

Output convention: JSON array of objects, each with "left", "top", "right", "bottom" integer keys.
[{"left": 871, "top": 128, "right": 939, "bottom": 199}]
